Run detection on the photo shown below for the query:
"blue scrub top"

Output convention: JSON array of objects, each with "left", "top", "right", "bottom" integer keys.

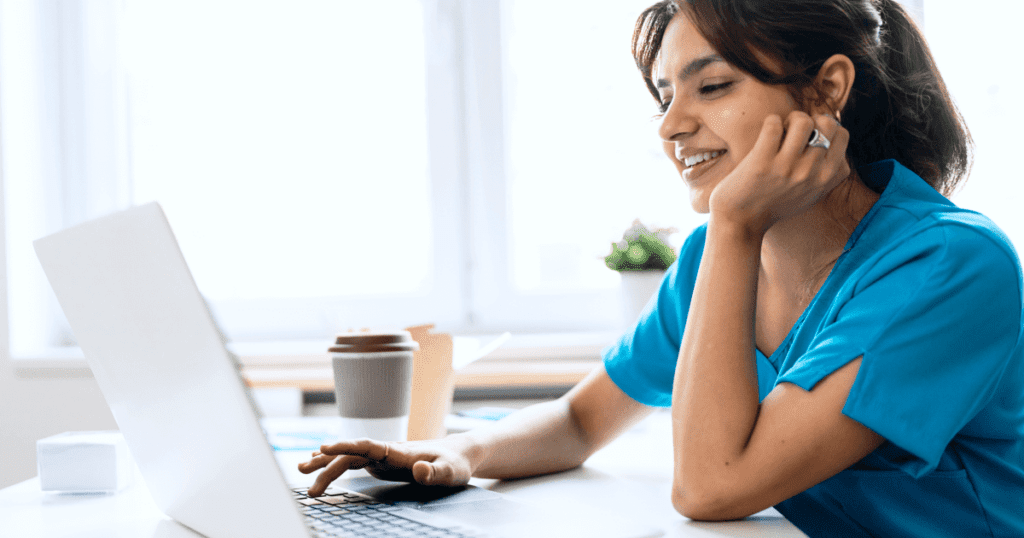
[{"left": 604, "top": 160, "right": 1024, "bottom": 537}]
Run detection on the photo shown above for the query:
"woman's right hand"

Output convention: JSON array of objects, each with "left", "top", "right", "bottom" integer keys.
[
  {"left": 298, "top": 435, "right": 479, "bottom": 496},
  {"left": 708, "top": 111, "right": 850, "bottom": 236}
]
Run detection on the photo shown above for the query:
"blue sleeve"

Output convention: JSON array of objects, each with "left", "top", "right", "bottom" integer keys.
[
  {"left": 602, "top": 225, "right": 706, "bottom": 407},
  {"left": 778, "top": 218, "right": 1024, "bottom": 477}
]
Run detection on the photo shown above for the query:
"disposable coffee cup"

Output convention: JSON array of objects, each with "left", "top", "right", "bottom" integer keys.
[{"left": 330, "top": 331, "right": 419, "bottom": 442}]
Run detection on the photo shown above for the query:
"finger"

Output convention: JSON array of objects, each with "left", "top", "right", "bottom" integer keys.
[
  {"left": 820, "top": 123, "right": 852, "bottom": 186},
  {"left": 307, "top": 455, "right": 369, "bottom": 497},
  {"left": 822, "top": 115, "right": 847, "bottom": 155},
  {"left": 810, "top": 112, "right": 841, "bottom": 144},
  {"left": 412, "top": 459, "right": 469, "bottom": 487},
  {"left": 807, "top": 114, "right": 844, "bottom": 163},
  {"left": 320, "top": 439, "right": 391, "bottom": 461},
  {"left": 297, "top": 453, "right": 337, "bottom": 474},
  {"left": 412, "top": 460, "right": 454, "bottom": 486},
  {"left": 747, "top": 114, "right": 785, "bottom": 162},
  {"left": 411, "top": 461, "right": 435, "bottom": 484},
  {"left": 778, "top": 112, "right": 816, "bottom": 164},
  {"left": 791, "top": 114, "right": 843, "bottom": 182}
]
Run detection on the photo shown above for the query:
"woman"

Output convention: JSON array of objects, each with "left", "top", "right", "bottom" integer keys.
[{"left": 301, "top": 1, "right": 1024, "bottom": 535}]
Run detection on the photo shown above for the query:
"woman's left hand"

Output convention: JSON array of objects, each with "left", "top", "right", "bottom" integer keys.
[{"left": 708, "top": 111, "right": 850, "bottom": 235}]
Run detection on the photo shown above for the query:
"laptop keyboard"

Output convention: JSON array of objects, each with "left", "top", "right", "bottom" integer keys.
[{"left": 292, "top": 486, "right": 489, "bottom": 538}]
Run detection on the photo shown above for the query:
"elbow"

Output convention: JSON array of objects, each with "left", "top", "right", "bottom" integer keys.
[
  {"left": 671, "top": 481, "right": 752, "bottom": 522},
  {"left": 671, "top": 488, "right": 723, "bottom": 521}
]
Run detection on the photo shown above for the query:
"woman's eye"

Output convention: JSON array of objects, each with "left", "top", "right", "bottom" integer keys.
[{"left": 699, "top": 81, "right": 733, "bottom": 95}]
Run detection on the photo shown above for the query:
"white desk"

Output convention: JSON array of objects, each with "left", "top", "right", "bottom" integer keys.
[{"left": 0, "top": 410, "right": 806, "bottom": 538}]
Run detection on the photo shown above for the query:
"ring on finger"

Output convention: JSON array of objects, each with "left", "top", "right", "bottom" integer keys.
[{"left": 807, "top": 129, "right": 831, "bottom": 150}]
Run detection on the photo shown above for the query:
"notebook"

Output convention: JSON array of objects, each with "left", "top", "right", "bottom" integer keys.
[{"left": 33, "top": 202, "right": 661, "bottom": 538}]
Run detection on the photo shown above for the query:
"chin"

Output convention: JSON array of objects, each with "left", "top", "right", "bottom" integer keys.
[{"left": 688, "top": 189, "right": 711, "bottom": 214}]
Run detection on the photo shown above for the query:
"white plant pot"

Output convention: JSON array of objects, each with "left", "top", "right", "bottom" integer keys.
[{"left": 619, "top": 270, "right": 666, "bottom": 328}]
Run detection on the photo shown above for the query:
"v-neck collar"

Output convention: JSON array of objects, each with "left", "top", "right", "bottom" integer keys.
[{"left": 757, "top": 159, "right": 904, "bottom": 364}]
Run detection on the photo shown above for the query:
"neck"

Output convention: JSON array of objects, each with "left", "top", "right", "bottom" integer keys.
[{"left": 759, "top": 171, "right": 879, "bottom": 294}]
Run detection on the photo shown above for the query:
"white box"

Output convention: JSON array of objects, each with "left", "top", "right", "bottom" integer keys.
[{"left": 36, "top": 431, "right": 132, "bottom": 493}]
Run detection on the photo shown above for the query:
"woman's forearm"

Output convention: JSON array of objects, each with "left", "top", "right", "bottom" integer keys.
[
  {"left": 452, "top": 398, "right": 591, "bottom": 480},
  {"left": 672, "top": 218, "right": 763, "bottom": 501}
]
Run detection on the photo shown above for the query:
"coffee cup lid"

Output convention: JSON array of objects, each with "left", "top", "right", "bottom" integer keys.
[{"left": 329, "top": 330, "right": 420, "bottom": 353}]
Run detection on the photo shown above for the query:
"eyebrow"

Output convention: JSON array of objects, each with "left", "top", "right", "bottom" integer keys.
[{"left": 655, "top": 54, "right": 724, "bottom": 89}]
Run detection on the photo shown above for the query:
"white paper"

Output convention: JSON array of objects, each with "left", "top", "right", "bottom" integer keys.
[{"left": 452, "top": 332, "right": 512, "bottom": 370}]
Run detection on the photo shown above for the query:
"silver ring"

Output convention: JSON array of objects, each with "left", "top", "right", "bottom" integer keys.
[{"left": 807, "top": 129, "right": 830, "bottom": 150}]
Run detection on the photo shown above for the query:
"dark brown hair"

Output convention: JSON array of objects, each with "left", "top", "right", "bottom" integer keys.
[{"left": 633, "top": 0, "right": 972, "bottom": 196}]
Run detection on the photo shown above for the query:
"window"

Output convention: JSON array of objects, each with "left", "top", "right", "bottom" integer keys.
[
  {"left": 2, "top": 0, "right": 1019, "bottom": 359},
  {"left": 121, "top": 1, "right": 459, "bottom": 341},
  {"left": 126, "top": 1, "right": 433, "bottom": 300},
  {"left": 4, "top": 0, "right": 466, "bottom": 353}
]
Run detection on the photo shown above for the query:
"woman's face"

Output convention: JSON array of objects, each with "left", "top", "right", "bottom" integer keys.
[{"left": 654, "top": 13, "right": 801, "bottom": 213}]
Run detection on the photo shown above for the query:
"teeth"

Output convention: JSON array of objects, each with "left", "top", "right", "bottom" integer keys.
[{"left": 684, "top": 150, "right": 723, "bottom": 168}]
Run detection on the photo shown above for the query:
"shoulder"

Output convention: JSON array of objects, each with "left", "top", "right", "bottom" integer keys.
[
  {"left": 929, "top": 210, "right": 1020, "bottom": 266},
  {"left": 847, "top": 209, "right": 1024, "bottom": 333},
  {"left": 860, "top": 160, "right": 1013, "bottom": 257},
  {"left": 860, "top": 197, "right": 1021, "bottom": 290},
  {"left": 893, "top": 210, "right": 1017, "bottom": 276},
  {"left": 865, "top": 161, "right": 1020, "bottom": 273}
]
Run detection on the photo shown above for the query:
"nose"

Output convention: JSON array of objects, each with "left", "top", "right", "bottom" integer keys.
[{"left": 657, "top": 99, "right": 699, "bottom": 143}]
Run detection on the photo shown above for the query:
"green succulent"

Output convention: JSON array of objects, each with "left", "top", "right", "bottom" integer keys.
[{"left": 605, "top": 220, "right": 677, "bottom": 271}]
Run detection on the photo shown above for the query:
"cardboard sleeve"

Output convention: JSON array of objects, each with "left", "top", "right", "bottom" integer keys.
[{"left": 405, "top": 324, "right": 454, "bottom": 441}]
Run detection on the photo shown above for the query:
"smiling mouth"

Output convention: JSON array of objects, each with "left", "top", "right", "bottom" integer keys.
[{"left": 683, "top": 150, "right": 726, "bottom": 169}]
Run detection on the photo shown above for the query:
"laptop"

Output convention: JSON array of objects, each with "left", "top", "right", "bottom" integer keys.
[{"left": 34, "top": 202, "right": 661, "bottom": 538}]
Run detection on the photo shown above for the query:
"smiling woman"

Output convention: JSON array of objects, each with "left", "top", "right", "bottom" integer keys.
[
  {"left": 296, "top": 1, "right": 1024, "bottom": 537},
  {"left": 6, "top": 0, "right": 1021, "bottom": 533},
  {"left": 611, "top": 0, "right": 1024, "bottom": 534}
]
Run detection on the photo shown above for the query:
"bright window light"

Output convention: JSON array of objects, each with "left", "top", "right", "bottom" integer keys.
[
  {"left": 503, "top": 0, "right": 705, "bottom": 293},
  {"left": 124, "top": 0, "right": 432, "bottom": 300}
]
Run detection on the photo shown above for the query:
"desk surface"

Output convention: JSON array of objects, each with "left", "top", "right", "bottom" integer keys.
[{"left": 0, "top": 411, "right": 807, "bottom": 538}]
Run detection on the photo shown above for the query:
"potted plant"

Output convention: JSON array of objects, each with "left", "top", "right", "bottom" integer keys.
[{"left": 605, "top": 220, "right": 677, "bottom": 326}]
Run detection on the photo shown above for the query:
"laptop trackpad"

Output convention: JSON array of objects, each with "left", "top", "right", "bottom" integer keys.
[{"left": 347, "top": 476, "right": 501, "bottom": 506}]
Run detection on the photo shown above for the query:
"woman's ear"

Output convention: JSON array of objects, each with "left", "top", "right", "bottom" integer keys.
[{"left": 814, "top": 54, "right": 856, "bottom": 115}]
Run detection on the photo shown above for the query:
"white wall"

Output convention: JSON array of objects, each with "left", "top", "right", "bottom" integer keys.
[
  {"left": 0, "top": 365, "right": 117, "bottom": 488},
  {"left": 0, "top": 180, "right": 117, "bottom": 489}
]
